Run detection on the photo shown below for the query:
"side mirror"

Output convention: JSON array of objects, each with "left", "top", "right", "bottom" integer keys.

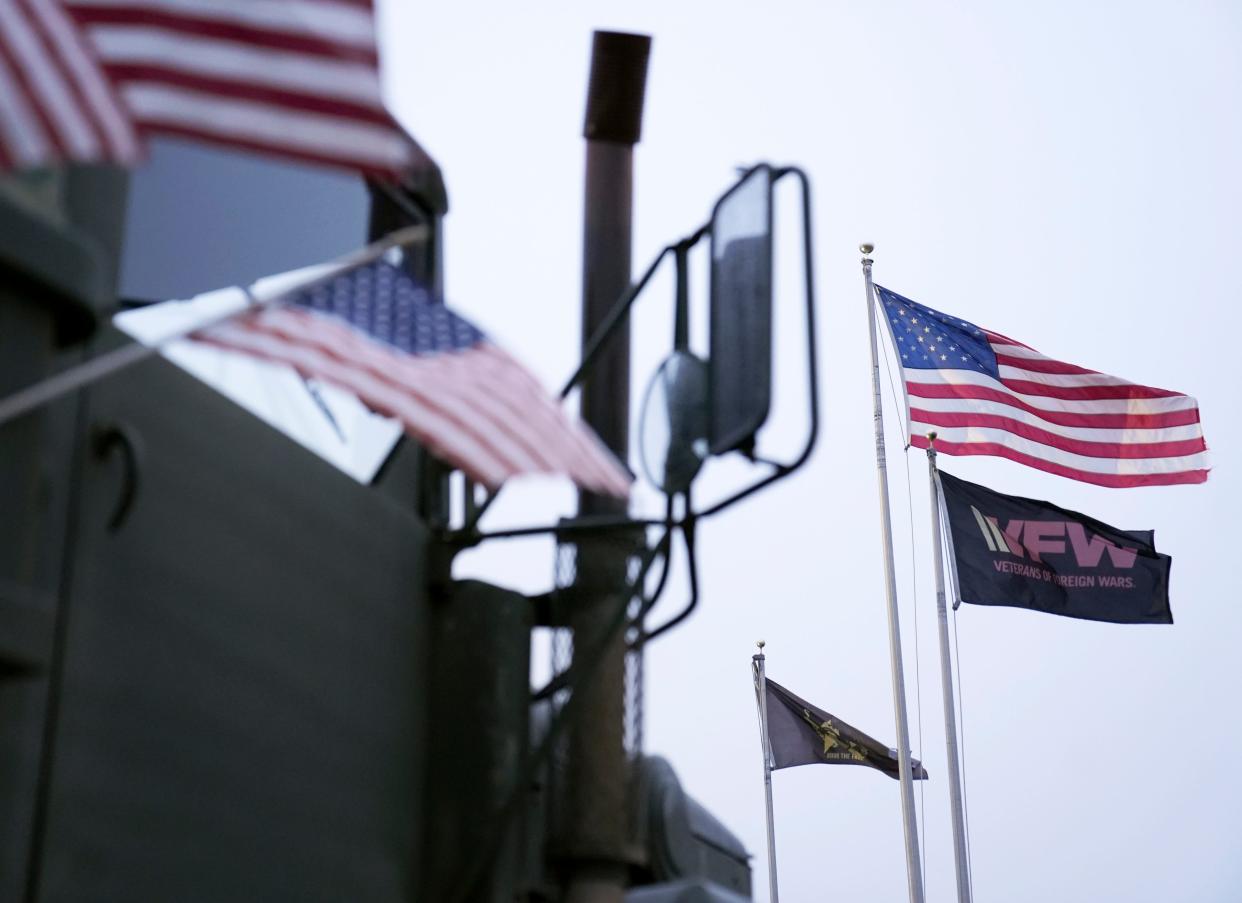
[
  {"left": 638, "top": 350, "right": 709, "bottom": 495},
  {"left": 707, "top": 164, "right": 773, "bottom": 456}
]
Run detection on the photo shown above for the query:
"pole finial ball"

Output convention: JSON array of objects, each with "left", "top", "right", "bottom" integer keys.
[
  {"left": 927, "top": 431, "right": 937, "bottom": 442},
  {"left": 859, "top": 243, "right": 875, "bottom": 255},
  {"left": 756, "top": 639, "right": 766, "bottom": 650}
]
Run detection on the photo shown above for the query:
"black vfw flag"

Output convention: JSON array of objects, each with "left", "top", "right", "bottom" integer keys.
[
  {"left": 760, "top": 677, "right": 928, "bottom": 780},
  {"left": 938, "top": 470, "right": 1173, "bottom": 624}
]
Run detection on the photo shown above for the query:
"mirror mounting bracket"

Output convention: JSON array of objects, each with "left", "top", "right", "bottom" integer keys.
[{"left": 444, "top": 164, "right": 817, "bottom": 555}]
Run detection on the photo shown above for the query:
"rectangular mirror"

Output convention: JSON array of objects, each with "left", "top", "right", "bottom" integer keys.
[{"left": 708, "top": 164, "right": 773, "bottom": 455}]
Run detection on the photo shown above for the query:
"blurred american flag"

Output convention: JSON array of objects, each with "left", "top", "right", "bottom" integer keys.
[
  {"left": 0, "top": 0, "right": 410, "bottom": 175},
  {"left": 197, "top": 258, "right": 633, "bottom": 496}
]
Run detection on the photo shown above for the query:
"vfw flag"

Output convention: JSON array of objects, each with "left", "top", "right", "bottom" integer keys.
[
  {"left": 876, "top": 286, "right": 1208, "bottom": 488},
  {"left": 938, "top": 470, "right": 1173, "bottom": 624}
]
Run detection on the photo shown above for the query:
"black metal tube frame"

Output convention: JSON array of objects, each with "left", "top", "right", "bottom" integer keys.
[{"left": 445, "top": 163, "right": 817, "bottom": 548}]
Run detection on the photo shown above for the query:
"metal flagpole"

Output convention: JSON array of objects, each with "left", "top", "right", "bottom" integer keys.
[
  {"left": 751, "top": 641, "right": 780, "bottom": 903},
  {"left": 926, "top": 437, "right": 973, "bottom": 903},
  {"left": 0, "top": 224, "right": 429, "bottom": 430},
  {"left": 860, "top": 244, "right": 925, "bottom": 903}
]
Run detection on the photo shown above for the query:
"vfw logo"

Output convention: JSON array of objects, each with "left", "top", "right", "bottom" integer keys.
[{"left": 969, "top": 506, "right": 1137, "bottom": 569}]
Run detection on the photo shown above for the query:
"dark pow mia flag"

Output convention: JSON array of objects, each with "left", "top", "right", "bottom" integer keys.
[
  {"left": 761, "top": 678, "right": 928, "bottom": 780},
  {"left": 938, "top": 470, "right": 1173, "bottom": 624}
]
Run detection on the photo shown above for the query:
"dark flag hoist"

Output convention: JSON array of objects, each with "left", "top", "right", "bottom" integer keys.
[
  {"left": 918, "top": 446, "right": 1177, "bottom": 903},
  {"left": 937, "top": 469, "right": 1173, "bottom": 624},
  {"left": 750, "top": 645, "right": 926, "bottom": 903}
]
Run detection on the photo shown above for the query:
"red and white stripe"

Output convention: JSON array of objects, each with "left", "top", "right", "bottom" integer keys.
[
  {"left": 0, "top": 0, "right": 141, "bottom": 169},
  {"left": 904, "top": 330, "right": 1208, "bottom": 488},
  {"left": 63, "top": 0, "right": 411, "bottom": 176},
  {"left": 196, "top": 306, "right": 632, "bottom": 497}
]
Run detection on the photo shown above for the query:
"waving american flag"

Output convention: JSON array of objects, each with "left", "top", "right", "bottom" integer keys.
[
  {"left": 0, "top": 0, "right": 410, "bottom": 175},
  {"left": 196, "top": 259, "right": 632, "bottom": 496},
  {"left": 877, "top": 286, "right": 1208, "bottom": 488}
]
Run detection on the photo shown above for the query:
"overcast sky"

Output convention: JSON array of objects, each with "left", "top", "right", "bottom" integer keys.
[{"left": 382, "top": 3, "right": 1242, "bottom": 900}]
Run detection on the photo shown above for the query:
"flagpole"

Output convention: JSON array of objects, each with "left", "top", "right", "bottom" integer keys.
[
  {"left": 0, "top": 224, "right": 429, "bottom": 430},
  {"left": 751, "top": 641, "right": 780, "bottom": 903},
  {"left": 861, "top": 244, "right": 925, "bottom": 903},
  {"left": 926, "top": 437, "right": 973, "bottom": 903}
]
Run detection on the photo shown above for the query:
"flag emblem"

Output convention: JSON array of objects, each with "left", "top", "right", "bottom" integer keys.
[
  {"left": 877, "top": 286, "right": 1208, "bottom": 487},
  {"left": 799, "top": 709, "right": 869, "bottom": 762}
]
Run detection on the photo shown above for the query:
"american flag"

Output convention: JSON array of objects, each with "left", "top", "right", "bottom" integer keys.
[
  {"left": 196, "top": 259, "right": 633, "bottom": 497},
  {"left": 877, "top": 286, "right": 1208, "bottom": 488},
  {"left": 0, "top": 0, "right": 410, "bottom": 175}
]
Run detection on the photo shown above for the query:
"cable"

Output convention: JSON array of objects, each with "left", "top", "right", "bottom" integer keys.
[
  {"left": 952, "top": 603, "right": 976, "bottom": 899},
  {"left": 878, "top": 304, "right": 927, "bottom": 886},
  {"left": 630, "top": 496, "right": 681, "bottom": 645},
  {"left": 638, "top": 516, "right": 698, "bottom": 644},
  {"left": 904, "top": 446, "right": 927, "bottom": 895},
  {"left": 627, "top": 536, "right": 673, "bottom": 647}
]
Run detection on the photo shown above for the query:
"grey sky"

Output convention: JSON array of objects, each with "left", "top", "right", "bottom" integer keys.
[{"left": 383, "top": 2, "right": 1242, "bottom": 900}]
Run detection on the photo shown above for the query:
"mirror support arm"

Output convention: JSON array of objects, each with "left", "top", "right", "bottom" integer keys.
[
  {"left": 673, "top": 239, "right": 692, "bottom": 350},
  {"left": 561, "top": 243, "right": 672, "bottom": 400},
  {"left": 452, "top": 244, "right": 675, "bottom": 541},
  {"left": 455, "top": 226, "right": 711, "bottom": 542},
  {"left": 562, "top": 223, "right": 708, "bottom": 400}
]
